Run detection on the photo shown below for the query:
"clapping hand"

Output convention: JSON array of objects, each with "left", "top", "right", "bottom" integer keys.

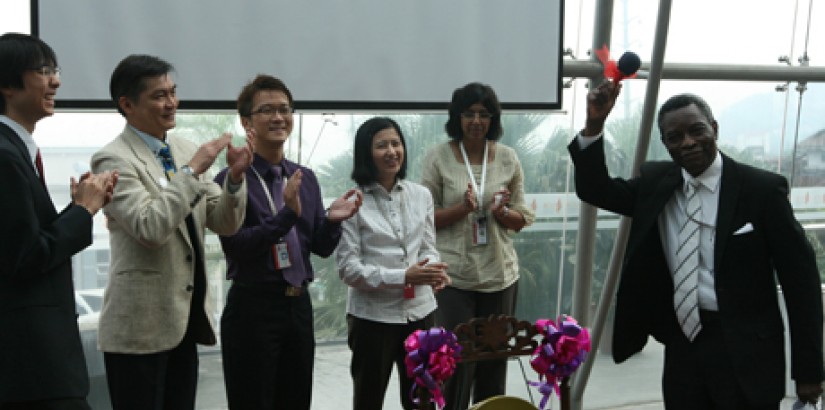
[
  {"left": 284, "top": 169, "right": 303, "bottom": 216},
  {"left": 462, "top": 182, "right": 478, "bottom": 213},
  {"left": 326, "top": 189, "right": 363, "bottom": 222},
  {"left": 490, "top": 187, "right": 511, "bottom": 215},
  {"left": 187, "top": 132, "right": 233, "bottom": 175},
  {"left": 405, "top": 258, "right": 451, "bottom": 291},
  {"left": 227, "top": 136, "right": 253, "bottom": 183},
  {"left": 71, "top": 170, "right": 119, "bottom": 215}
]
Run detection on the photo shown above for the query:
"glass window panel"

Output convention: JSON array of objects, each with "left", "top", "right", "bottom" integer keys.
[{"left": 8, "top": 0, "right": 825, "bottom": 408}]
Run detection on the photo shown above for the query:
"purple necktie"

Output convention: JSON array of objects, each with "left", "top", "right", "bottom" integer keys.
[{"left": 272, "top": 166, "right": 307, "bottom": 287}]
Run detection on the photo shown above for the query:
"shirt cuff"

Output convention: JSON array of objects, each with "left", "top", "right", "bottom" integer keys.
[
  {"left": 385, "top": 268, "right": 407, "bottom": 286},
  {"left": 226, "top": 178, "right": 242, "bottom": 194},
  {"left": 576, "top": 131, "right": 604, "bottom": 150}
]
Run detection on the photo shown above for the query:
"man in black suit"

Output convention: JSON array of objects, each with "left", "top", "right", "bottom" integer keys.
[
  {"left": 0, "top": 33, "right": 116, "bottom": 409},
  {"left": 568, "top": 81, "right": 823, "bottom": 409}
]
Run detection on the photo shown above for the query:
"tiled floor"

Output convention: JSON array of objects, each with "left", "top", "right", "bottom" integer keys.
[
  {"left": 86, "top": 334, "right": 805, "bottom": 409},
  {"left": 197, "top": 340, "right": 664, "bottom": 409},
  {"left": 196, "top": 340, "right": 806, "bottom": 409}
]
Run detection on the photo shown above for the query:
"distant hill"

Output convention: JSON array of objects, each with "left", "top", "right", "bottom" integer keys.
[{"left": 717, "top": 83, "right": 825, "bottom": 153}]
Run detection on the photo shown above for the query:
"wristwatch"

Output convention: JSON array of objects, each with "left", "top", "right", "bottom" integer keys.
[
  {"left": 501, "top": 206, "right": 510, "bottom": 217},
  {"left": 179, "top": 165, "right": 198, "bottom": 178}
]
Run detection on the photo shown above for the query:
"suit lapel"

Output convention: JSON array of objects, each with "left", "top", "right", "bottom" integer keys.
[
  {"left": 121, "top": 127, "right": 167, "bottom": 186},
  {"left": 0, "top": 123, "right": 33, "bottom": 163},
  {"left": 626, "top": 165, "right": 682, "bottom": 256},
  {"left": 121, "top": 128, "right": 194, "bottom": 249},
  {"left": 714, "top": 154, "right": 741, "bottom": 272},
  {"left": 0, "top": 122, "right": 50, "bottom": 198}
]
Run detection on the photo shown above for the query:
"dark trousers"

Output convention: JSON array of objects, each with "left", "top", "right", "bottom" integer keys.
[
  {"left": 663, "top": 310, "right": 779, "bottom": 410},
  {"left": 0, "top": 399, "right": 91, "bottom": 410},
  {"left": 347, "top": 314, "right": 435, "bottom": 410},
  {"left": 103, "top": 337, "right": 199, "bottom": 410},
  {"left": 435, "top": 282, "right": 518, "bottom": 410},
  {"left": 104, "top": 241, "right": 207, "bottom": 410},
  {"left": 221, "top": 282, "right": 315, "bottom": 410}
]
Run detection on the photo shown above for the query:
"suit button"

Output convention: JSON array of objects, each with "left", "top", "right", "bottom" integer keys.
[
  {"left": 186, "top": 285, "right": 194, "bottom": 291},
  {"left": 186, "top": 254, "right": 193, "bottom": 262}
]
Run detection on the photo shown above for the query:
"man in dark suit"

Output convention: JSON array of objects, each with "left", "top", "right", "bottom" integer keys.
[
  {"left": 568, "top": 81, "right": 823, "bottom": 409},
  {"left": 0, "top": 33, "right": 116, "bottom": 409}
]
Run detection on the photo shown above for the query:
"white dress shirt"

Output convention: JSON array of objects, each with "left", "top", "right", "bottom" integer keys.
[
  {"left": 659, "top": 154, "right": 722, "bottom": 311},
  {"left": 576, "top": 132, "right": 722, "bottom": 310},
  {"left": 335, "top": 180, "right": 440, "bottom": 324}
]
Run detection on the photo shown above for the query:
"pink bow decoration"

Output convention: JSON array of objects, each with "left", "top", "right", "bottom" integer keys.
[
  {"left": 404, "top": 327, "right": 462, "bottom": 409},
  {"left": 529, "top": 316, "right": 591, "bottom": 409}
]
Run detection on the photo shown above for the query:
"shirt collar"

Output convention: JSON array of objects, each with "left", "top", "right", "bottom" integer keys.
[
  {"left": 363, "top": 180, "right": 404, "bottom": 195},
  {"left": 130, "top": 125, "right": 167, "bottom": 156},
  {"left": 682, "top": 151, "right": 722, "bottom": 193},
  {"left": 0, "top": 115, "right": 37, "bottom": 163},
  {"left": 251, "top": 152, "right": 297, "bottom": 178}
]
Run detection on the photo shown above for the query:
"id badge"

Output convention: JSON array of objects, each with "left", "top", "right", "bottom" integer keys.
[
  {"left": 273, "top": 242, "right": 292, "bottom": 269},
  {"left": 473, "top": 216, "right": 488, "bottom": 245},
  {"left": 404, "top": 285, "right": 415, "bottom": 299}
]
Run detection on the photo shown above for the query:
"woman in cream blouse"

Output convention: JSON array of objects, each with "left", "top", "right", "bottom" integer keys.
[{"left": 420, "top": 83, "right": 535, "bottom": 410}]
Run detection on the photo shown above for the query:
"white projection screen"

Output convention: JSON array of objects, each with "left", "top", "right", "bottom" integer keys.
[{"left": 34, "top": 0, "right": 563, "bottom": 110}]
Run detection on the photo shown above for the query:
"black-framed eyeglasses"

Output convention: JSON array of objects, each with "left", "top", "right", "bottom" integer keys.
[
  {"left": 30, "top": 65, "right": 61, "bottom": 78},
  {"left": 250, "top": 104, "right": 294, "bottom": 117},
  {"left": 461, "top": 111, "right": 493, "bottom": 120}
]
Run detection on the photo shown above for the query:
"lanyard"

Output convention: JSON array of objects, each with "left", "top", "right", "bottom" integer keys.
[
  {"left": 459, "top": 141, "right": 488, "bottom": 212},
  {"left": 369, "top": 183, "right": 409, "bottom": 259},
  {"left": 250, "top": 166, "right": 284, "bottom": 216}
]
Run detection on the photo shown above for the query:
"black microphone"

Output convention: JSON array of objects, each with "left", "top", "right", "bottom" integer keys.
[{"left": 617, "top": 51, "right": 641, "bottom": 79}]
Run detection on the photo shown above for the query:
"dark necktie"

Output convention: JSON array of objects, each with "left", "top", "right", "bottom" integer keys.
[
  {"left": 35, "top": 148, "right": 46, "bottom": 187},
  {"left": 272, "top": 166, "right": 307, "bottom": 287}
]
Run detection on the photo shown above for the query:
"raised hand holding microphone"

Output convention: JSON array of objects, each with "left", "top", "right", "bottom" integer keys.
[{"left": 583, "top": 81, "right": 622, "bottom": 137}]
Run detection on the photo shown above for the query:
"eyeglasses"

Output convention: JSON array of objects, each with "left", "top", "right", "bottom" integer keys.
[
  {"left": 30, "top": 65, "right": 61, "bottom": 78},
  {"left": 461, "top": 111, "right": 493, "bottom": 120},
  {"left": 250, "top": 104, "right": 294, "bottom": 117}
]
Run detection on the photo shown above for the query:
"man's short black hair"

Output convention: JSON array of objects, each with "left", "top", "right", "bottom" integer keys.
[
  {"left": 110, "top": 54, "right": 174, "bottom": 116},
  {"left": 657, "top": 93, "right": 716, "bottom": 136},
  {"left": 236, "top": 74, "right": 293, "bottom": 118},
  {"left": 0, "top": 33, "right": 58, "bottom": 114}
]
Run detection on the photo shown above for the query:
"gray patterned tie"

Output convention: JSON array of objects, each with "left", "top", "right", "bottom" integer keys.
[{"left": 674, "top": 179, "right": 702, "bottom": 341}]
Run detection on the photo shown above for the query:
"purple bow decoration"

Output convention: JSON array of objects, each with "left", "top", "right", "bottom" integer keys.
[
  {"left": 404, "top": 327, "right": 462, "bottom": 409},
  {"left": 529, "top": 315, "right": 591, "bottom": 409}
]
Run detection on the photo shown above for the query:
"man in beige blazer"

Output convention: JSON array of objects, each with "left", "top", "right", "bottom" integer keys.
[{"left": 91, "top": 54, "right": 252, "bottom": 410}]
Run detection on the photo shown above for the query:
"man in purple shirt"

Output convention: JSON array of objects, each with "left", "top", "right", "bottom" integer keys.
[{"left": 214, "top": 74, "right": 363, "bottom": 410}]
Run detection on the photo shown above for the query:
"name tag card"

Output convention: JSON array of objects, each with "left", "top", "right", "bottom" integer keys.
[
  {"left": 273, "top": 242, "right": 292, "bottom": 269},
  {"left": 473, "top": 216, "right": 488, "bottom": 245}
]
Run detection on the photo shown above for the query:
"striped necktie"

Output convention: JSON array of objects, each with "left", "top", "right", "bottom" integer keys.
[{"left": 673, "top": 179, "right": 702, "bottom": 341}]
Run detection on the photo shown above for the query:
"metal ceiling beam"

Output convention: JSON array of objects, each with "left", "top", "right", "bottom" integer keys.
[{"left": 563, "top": 59, "right": 825, "bottom": 82}]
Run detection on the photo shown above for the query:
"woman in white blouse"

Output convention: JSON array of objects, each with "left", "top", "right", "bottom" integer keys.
[{"left": 335, "top": 117, "right": 451, "bottom": 410}]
